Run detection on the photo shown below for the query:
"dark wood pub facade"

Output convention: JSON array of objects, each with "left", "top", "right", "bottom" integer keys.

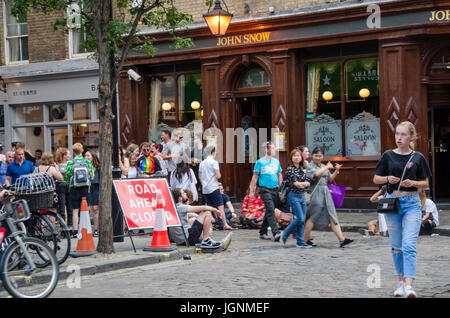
[{"left": 119, "top": 0, "right": 450, "bottom": 206}]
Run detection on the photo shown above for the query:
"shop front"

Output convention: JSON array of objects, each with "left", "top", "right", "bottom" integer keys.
[
  {"left": 0, "top": 59, "right": 100, "bottom": 155},
  {"left": 119, "top": 0, "right": 450, "bottom": 204}
]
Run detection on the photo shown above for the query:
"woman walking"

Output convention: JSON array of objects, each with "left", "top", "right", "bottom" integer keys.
[
  {"left": 373, "top": 121, "right": 431, "bottom": 298},
  {"left": 303, "top": 147, "right": 353, "bottom": 248},
  {"left": 281, "top": 148, "right": 312, "bottom": 248},
  {"left": 85, "top": 150, "right": 100, "bottom": 236}
]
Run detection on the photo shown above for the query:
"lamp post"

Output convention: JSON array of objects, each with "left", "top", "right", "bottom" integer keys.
[{"left": 203, "top": 0, "right": 233, "bottom": 36}]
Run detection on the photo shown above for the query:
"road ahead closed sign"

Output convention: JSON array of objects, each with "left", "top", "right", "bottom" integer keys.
[{"left": 113, "top": 178, "right": 181, "bottom": 230}]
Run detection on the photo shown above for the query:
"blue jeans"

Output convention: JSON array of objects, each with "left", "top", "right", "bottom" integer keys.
[
  {"left": 384, "top": 192, "right": 422, "bottom": 279},
  {"left": 283, "top": 192, "right": 307, "bottom": 246}
]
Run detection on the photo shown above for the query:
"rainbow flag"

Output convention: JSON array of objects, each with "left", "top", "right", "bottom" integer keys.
[{"left": 139, "top": 155, "right": 155, "bottom": 174}]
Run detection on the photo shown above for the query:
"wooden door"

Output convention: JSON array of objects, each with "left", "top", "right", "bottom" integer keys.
[{"left": 235, "top": 96, "right": 272, "bottom": 200}]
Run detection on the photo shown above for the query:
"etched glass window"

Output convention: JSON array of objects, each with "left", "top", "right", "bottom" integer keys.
[{"left": 239, "top": 67, "right": 270, "bottom": 88}]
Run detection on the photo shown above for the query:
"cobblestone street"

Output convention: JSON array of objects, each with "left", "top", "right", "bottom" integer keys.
[{"left": 46, "top": 229, "right": 450, "bottom": 298}]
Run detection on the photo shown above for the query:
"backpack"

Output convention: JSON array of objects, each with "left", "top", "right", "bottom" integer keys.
[{"left": 71, "top": 159, "right": 90, "bottom": 187}]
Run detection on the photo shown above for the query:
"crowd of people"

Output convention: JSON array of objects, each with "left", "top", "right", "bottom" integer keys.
[
  {"left": 0, "top": 141, "right": 99, "bottom": 238},
  {"left": 0, "top": 120, "right": 438, "bottom": 297}
]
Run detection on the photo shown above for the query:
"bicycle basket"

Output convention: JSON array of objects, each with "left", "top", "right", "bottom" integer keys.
[
  {"left": 13, "top": 173, "right": 56, "bottom": 211},
  {"left": 10, "top": 199, "right": 31, "bottom": 223}
]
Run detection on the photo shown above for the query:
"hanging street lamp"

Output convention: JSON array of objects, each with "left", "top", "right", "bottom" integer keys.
[{"left": 203, "top": 0, "right": 233, "bottom": 36}]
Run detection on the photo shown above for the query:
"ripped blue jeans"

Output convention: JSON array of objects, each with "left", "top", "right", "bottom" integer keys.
[{"left": 384, "top": 192, "right": 422, "bottom": 279}]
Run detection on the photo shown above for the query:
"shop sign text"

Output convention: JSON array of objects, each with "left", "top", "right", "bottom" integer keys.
[
  {"left": 429, "top": 10, "right": 450, "bottom": 22},
  {"left": 217, "top": 32, "right": 271, "bottom": 47}
]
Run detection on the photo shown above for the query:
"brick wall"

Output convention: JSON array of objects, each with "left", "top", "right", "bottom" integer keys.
[
  {"left": 0, "top": 0, "right": 354, "bottom": 66},
  {"left": 27, "top": 11, "right": 67, "bottom": 63},
  {"left": 174, "top": 0, "right": 346, "bottom": 22}
]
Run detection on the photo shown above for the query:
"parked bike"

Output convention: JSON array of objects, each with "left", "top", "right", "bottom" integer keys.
[{"left": 0, "top": 190, "right": 59, "bottom": 298}]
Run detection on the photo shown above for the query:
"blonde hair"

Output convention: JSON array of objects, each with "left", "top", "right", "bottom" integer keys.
[
  {"left": 396, "top": 121, "right": 417, "bottom": 150},
  {"left": 54, "top": 147, "right": 69, "bottom": 164},
  {"left": 419, "top": 189, "right": 427, "bottom": 208},
  {"left": 72, "top": 143, "right": 84, "bottom": 156},
  {"left": 40, "top": 152, "right": 55, "bottom": 166}
]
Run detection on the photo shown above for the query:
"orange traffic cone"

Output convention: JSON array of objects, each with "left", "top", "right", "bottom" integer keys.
[
  {"left": 70, "top": 197, "right": 96, "bottom": 257},
  {"left": 143, "top": 190, "right": 176, "bottom": 252}
]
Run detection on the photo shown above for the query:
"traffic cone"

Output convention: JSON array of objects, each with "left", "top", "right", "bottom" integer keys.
[
  {"left": 70, "top": 197, "right": 96, "bottom": 257},
  {"left": 144, "top": 190, "right": 176, "bottom": 252}
]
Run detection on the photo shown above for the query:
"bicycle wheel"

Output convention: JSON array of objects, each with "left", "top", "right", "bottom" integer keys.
[
  {"left": 1, "top": 237, "right": 59, "bottom": 298},
  {"left": 24, "top": 213, "right": 57, "bottom": 268},
  {"left": 45, "top": 211, "right": 71, "bottom": 265}
]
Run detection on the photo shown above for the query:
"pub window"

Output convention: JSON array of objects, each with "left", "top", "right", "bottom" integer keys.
[
  {"left": 148, "top": 72, "right": 202, "bottom": 145},
  {"left": 4, "top": 0, "right": 29, "bottom": 63},
  {"left": 344, "top": 57, "right": 380, "bottom": 156},
  {"left": 305, "top": 57, "right": 380, "bottom": 157},
  {"left": 305, "top": 61, "right": 342, "bottom": 156},
  {"left": 429, "top": 47, "right": 450, "bottom": 75},
  {"left": 239, "top": 67, "right": 270, "bottom": 88}
]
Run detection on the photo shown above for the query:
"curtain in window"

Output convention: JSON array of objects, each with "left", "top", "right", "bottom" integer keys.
[
  {"left": 149, "top": 78, "right": 161, "bottom": 131},
  {"left": 178, "top": 75, "right": 185, "bottom": 122},
  {"left": 306, "top": 63, "right": 321, "bottom": 114}
]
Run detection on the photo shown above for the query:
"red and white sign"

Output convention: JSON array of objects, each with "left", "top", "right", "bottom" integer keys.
[{"left": 113, "top": 178, "right": 181, "bottom": 230}]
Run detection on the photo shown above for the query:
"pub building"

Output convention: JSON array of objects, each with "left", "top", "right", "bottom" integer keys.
[{"left": 118, "top": 0, "right": 450, "bottom": 207}]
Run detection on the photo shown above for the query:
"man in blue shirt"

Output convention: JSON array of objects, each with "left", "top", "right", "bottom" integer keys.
[
  {"left": 249, "top": 141, "right": 283, "bottom": 241},
  {"left": 5, "top": 147, "right": 35, "bottom": 186}
]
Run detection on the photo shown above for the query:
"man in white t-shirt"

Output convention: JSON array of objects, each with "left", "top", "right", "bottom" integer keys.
[
  {"left": 198, "top": 146, "right": 233, "bottom": 230},
  {"left": 421, "top": 198, "right": 439, "bottom": 233}
]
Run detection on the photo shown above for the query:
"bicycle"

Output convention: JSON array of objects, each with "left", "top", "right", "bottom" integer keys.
[
  {"left": 0, "top": 191, "right": 59, "bottom": 298},
  {"left": 9, "top": 173, "right": 72, "bottom": 265}
]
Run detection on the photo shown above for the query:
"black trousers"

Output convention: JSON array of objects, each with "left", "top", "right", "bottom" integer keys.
[{"left": 259, "top": 187, "right": 280, "bottom": 236}]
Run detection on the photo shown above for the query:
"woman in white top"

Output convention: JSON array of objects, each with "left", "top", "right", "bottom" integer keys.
[{"left": 170, "top": 160, "right": 198, "bottom": 202}]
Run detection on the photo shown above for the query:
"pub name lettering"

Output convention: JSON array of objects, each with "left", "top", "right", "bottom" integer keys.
[
  {"left": 217, "top": 32, "right": 271, "bottom": 47},
  {"left": 429, "top": 10, "right": 450, "bottom": 21}
]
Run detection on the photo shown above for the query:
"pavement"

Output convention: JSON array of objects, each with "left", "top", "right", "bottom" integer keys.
[
  {"left": 1, "top": 208, "right": 449, "bottom": 296},
  {"left": 57, "top": 208, "right": 450, "bottom": 281}
]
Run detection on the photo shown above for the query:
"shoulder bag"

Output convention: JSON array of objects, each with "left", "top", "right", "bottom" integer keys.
[{"left": 376, "top": 151, "right": 415, "bottom": 214}]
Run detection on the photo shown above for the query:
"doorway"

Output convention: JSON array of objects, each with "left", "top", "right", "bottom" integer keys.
[
  {"left": 235, "top": 95, "right": 272, "bottom": 200},
  {"left": 428, "top": 84, "right": 450, "bottom": 201}
]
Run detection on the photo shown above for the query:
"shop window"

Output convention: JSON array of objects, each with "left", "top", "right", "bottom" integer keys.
[
  {"left": 4, "top": 0, "right": 28, "bottom": 63},
  {"left": 49, "top": 104, "right": 68, "bottom": 122},
  {"left": 148, "top": 72, "right": 202, "bottom": 145},
  {"left": 305, "top": 61, "right": 342, "bottom": 156},
  {"left": 429, "top": 47, "right": 450, "bottom": 75},
  {"left": 305, "top": 57, "right": 380, "bottom": 157},
  {"left": 0, "top": 105, "right": 4, "bottom": 127},
  {"left": 72, "top": 123, "right": 99, "bottom": 152},
  {"left": 73, "top": 102, "right": 91, "bottom": 120},
  {"left": 50, "top": 127, "right": 69, "bottom": 153},
  {"left": 239, "top": 67, "right": 270, "bottom": 88},
  {"left": 15, "top": 105, "right": 43, "bottom": 124},
  {"left": 14, "top": 127, "right": 44, "bottom": 153}
]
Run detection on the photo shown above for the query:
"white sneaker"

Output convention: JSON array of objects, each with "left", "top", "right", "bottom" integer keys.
[
  {"left": 393, "top": 281, "right": 405, "bottom": 297},
  {"left": 404, "top": 285, "right": 417, "bottom": 298}
]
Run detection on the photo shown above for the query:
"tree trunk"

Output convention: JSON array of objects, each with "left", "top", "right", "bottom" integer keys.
[{"left": 94, "top": 0, "right": 114, "bottom": 254}]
